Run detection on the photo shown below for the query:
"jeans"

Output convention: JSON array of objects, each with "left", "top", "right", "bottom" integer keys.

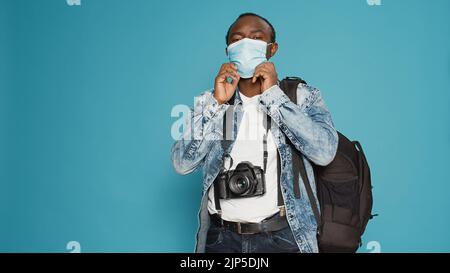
[{"left": 204, "top": 215, "right": 301, "bottom": 253}]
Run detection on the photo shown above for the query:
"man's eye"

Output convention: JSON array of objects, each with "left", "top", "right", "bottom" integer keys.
[{"left": 252, "top": 36, "right": 263, "bottom": 40}]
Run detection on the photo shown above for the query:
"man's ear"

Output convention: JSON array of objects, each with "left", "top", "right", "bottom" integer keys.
[{"left": 266, "top": 42, "right": 278, "bottom": 60}]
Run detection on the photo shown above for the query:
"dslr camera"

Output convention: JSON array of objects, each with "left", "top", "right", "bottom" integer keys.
[{"left": 214, "top": 161, "right": 266, "bottom": 199}]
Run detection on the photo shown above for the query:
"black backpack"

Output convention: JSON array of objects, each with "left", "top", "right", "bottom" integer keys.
[{"left": 279, "top": 76, "right": 374, "bottom": 253}]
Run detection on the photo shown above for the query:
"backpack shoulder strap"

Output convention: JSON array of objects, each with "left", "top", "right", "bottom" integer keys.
[
  {"left": 278, "top": 76, "right": 322, "bottom": 227},
  {"left": 279, "top": 76, "right": 307, "bottom": 104}
]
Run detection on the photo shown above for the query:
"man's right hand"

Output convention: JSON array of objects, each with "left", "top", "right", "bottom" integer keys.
[{"left": 214, "top": 63, "right": 240, "bottom": 105}]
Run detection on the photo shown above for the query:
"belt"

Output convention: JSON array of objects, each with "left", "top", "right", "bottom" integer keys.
[{"left": 209, "top": 212, "right": 289, "bottom": 235}]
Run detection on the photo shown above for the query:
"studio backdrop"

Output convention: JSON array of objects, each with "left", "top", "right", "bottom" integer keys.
[{"left": 0, "top": 0, "right": 449, "bottom": 252}]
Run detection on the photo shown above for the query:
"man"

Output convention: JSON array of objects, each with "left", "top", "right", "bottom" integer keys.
[{"left": 171, "top": 13, "right": 338, "bottom": 253}]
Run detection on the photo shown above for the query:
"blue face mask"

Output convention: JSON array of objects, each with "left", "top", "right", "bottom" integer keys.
[{"left": 227, "top": 38, "right": 270, "bottom": 79}]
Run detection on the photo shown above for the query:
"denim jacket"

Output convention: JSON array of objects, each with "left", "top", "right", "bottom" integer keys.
[{"left": 171, "top": 83, "right": 338, "bottom": 253}]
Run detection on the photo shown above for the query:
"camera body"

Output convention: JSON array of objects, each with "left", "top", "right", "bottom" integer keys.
[{"left": 215, "top": 161, "right": 266, "bottom": 199}]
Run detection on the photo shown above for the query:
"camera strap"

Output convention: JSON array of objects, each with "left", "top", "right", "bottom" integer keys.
[
  {"left": 262, "top": 115, "right": 270, "bottom": 174},
  {"left": 215, "top": 108, "right": 284, "bottom": 213},
  {"left": 221, "top": 109, "right": 270, "bottom": 172},
  {"left": 263, "top": 115, "right": 284, "bottom": 211}
]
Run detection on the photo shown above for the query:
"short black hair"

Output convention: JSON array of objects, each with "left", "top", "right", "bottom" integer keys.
[{"left": 225, "top": 12, "right": 276, "bottom": 45}]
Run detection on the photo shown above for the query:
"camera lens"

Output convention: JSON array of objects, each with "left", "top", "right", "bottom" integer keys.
[{"left": 229, "top": 175, "right": 250, "bottom": 195}]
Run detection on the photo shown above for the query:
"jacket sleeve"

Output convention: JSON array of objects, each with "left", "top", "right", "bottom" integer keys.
[
  {"left": 171, "top": 90, "right": 228, "bottom": 175},
  {"left": 259, "top": 84, "right": 338, "bottom": 166}
]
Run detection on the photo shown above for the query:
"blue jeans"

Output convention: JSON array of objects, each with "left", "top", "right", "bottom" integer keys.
[{"left": 204, "top": 216, "right": 301, "bottom": 253}]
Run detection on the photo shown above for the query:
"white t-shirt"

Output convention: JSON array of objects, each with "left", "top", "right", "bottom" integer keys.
[{"left": 207, "top": 91, "right": 280, "bottom": 223}]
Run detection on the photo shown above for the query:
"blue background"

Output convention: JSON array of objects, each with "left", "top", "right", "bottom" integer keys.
[{"left": 0, "top": 0, "right": 449, "bottom": 252}]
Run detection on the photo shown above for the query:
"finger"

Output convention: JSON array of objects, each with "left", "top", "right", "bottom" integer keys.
[
  {"left": 261, "top": 61, "right": 274, "bottom": 69},
  {"left": 252, "top": 71, "right": 259, "bottom": 83},
  {"left": 219, "top": 64, "right": 229, "bottom": 73},
  {"left": 228, "top": 63, "right": 238, "bottom": 71},
  {"left": 216, "top": 72, "right": 227, "bottom": 81},
  {"left": 252, "top": 74, "right": 257, "bottom": 83},
  {"left": 223, "top": 68, "right": 239, "bottom": 79},
  {"left": 226, "top": 71, "right": 239, "bottom": 79},
  {"left": 228, "top": 71, "right": 239, "bottom": 82},
  {"left": 219, "top": 65, "right": 237, "bottom": 77},
  {"left": 225, "top": 68, "right": 237, "bottom": 75},
  {"left": 222, "top": 63, "right": 237, "bottom": 72},
  {"left": 257, "top": 68, "right": 270, "bottom": 77},
  {"left": 223, "top": 62, "right": 235, "bottom": 69},
  {"left": 256, "top": 63, "right": 274, "bottom": 76},
  {"left": 219, "top": 70, "right": 236, "bottom": 77},
  {"left": 216, "top": 72, "right": 233, "bottom": 83},
  {"left": 219, "top": 63, "right": 233, "bottom": 74},
  {"left": 252, "top": 67, "right": 262, "bottom": 83},
  {"left": 229, "top": 77, "right": 238, "bottom": 87},
  {"left": 252, "top": 70, "right": 264, "bottom": 83},
  {"left": 219, "top": 71, "right": 238, "bottom": 83},
  {"left": 260, "top": 62, "right": 273, "bottom": 68},
  {"left": 231, "top": 74, "right": 240, "bottom": 87},
  {"left": 252, "top": 69, "right": 269, "bottom": 83}
]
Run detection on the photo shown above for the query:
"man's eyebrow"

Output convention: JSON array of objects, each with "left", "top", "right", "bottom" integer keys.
[
  {"left": 229, "top": 29, "right": 265, "bottom": 37},
  {"left": 229, "top": 31, "right": 245, "bottom": 37}
]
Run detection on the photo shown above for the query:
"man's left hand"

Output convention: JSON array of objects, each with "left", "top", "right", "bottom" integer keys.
[{"left": 252, "top": 62, "right": 278, "bottom": 93}]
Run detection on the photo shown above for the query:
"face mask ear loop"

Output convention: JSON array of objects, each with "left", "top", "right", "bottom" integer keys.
[{"left": 266, "top": 42, "right": 274, "bottom": 59}]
